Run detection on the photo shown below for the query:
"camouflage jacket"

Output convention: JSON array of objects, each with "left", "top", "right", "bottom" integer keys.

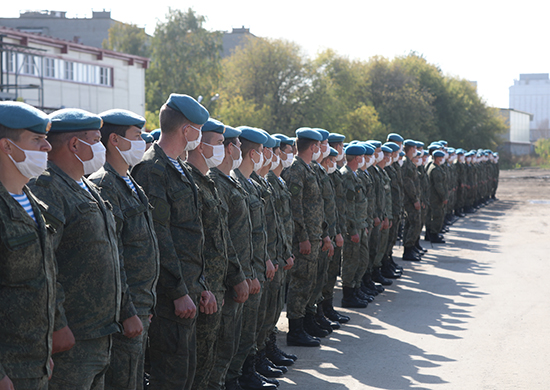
[
  {"left": 0, "top": 184, "right": 57, "bottom": 380},
  {"left": 418, "top": 165, "right": 430, "bottom": 207},
  {"left": 266, "top": 171, "right": 293, "bottom": 263},
  {"left": 367, "top": 165, "right": 384, "bottom": 220},
  {"left": 29, "top": 162, "right": 122, "bottom": 340},
  {"left": 359, "top": 168, "right": 375, "bottom": 228},
  {"left": 208, "top": 168, "right": 252, "bottom": 284},
  {"left": 402, "top": 157, "right": 420, "bottom": 206},
  {"left": 131, "top": 144, "right": 206, "bottom": 323},
  {"left": 339, "top": 165, "right": 363, "bottom": 236},
  {"left": 231, "top": 168, "right": 268, "bottom": 282},
  {"left": 379, "top": 167, "right": 393, "bottom": 220},
  {"left": 329, "top": 168, "right": 346, "bottom": 236},
  {"left": 385, "top": 164, "right": 403, "bottom": 217},
  {"left": 89, "top": 162, "right": 160, "bottom": 318},
  {"left": 312, "top": 161, "right": 338, "bottom": 238},
  {"left": 281, "top": 156, "right": 325, "bottom": 243},
  {"left": 427, "top": 163, "right": 448, "bottom": 204}
]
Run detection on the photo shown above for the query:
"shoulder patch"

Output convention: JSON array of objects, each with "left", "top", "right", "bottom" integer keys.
[
  {"left": 149, "top": 196, "right": 170, "bottom": 226},
  {"left": 289, "top": 183, "right": 302, "bottom": 196},
  {"left": 152, "top": 160, "right": 166, "bottom": 176},
  {"left": 35, "top": 172, "right": 52, "bottom": 187}
]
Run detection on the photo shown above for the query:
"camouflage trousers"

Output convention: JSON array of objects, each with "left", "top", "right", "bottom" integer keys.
[
  {"left": 403, "top": 205, "right": 422, "bottom": 248},
  {"left": 427, "top": 203, "right": 446, "bottom": 235},
  {"left": 192, "top": 291, "right": 225, "bottom": 390},
  {"left": 148, "top": 294, "right": 200, "bottom": 390},
  {"left": 105, "top": 315, "right": 151, "bottom": 390},
  {"left": 368, "top": 223, "right": 381, "bottom": 272},
  {"left": 374, "top": 224, "right": 390, "bottom": 268},
  {"left": 385, "top": 214, "right": 401, "bottom": 258},
  {"left": 10, "top": 376, "right": 48, "bottom": 390},
  {"left": 342, "top": 229, "right": 368, "bottom": 288},
  {"left": 286, "top": 239, "right": 321, "bottom": 319},
  {"left": 257, "top": 267, "right": 286, "bottom": 350},
  {"left": 49, "top": 335, "right": 112, "bottom": 390},
  {"left": 207, "top": 290, "right": 244, "bottom": 390},
  {"left": 322, "top": 244, "right": 342, "bottom": 299},
  {"left": 306, "top": 246, "right": 331, "bottom": 315},
  {"left": 226, "top": 286, "right": 263, "bottom": 382}
]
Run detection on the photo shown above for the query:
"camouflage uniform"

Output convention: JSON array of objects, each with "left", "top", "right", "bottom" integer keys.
[
  {"left": 281, "top": 156, "right": 324, "bottom": 320},
  {"left": 418, "top": 164, "right": 430, "bottom": 232},
  {"left": 427, "top": 163, "right": 448, "bottom": 235},
  {"left": 0, "top": 184, "right": 58, "bottom": 389},
  {"left": 89, "top": 162, "right": 160, "bottom": 390},
  {"left": 402, "top": 157, "right": 422, "bottom": 248},
  {"left": 367, "top": 165, "right": 384, "bottom": 272},
  {"left": 131, "top": 144, "right": 206, "bottom": 390},
  {"left": 207, "top": 168, "right": 252, "bottom": 390},
  {"left": 384, "top": 163, "right": 403, "bottom": 258},
  {"left": 29, "top": 162, "right": 123, "bottom": 390},
  {"left": 374, "top": 168, "right": 392, "bottom": 267}
]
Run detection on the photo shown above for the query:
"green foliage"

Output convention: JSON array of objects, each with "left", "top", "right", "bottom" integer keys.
[
  {"left": 102, "top": 22, "right": 150, "bottom": 57},
  {"left": 145, "top": 8, "right": 222, "bottom": 112},
  {"left": 144, "top": 110, "right": 160, "bottom": 131},
  {"left": 535, "top": 138, "right": 550, "bottom": 164}
]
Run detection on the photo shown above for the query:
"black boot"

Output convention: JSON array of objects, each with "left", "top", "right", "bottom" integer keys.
[
  {"left": 322, "top": 298, "right": 350, "bottom": 323},
  {"left": 415, "top": 238, "right": 427, "bottom": 253},
  {"left": 266, "top": 333, "right": 294, "bottom": 366},
  {"left": 402, "top": 246, "right": 421, "bottom": 261},
  {"left": 388, "top": 254, "right": 404, "bottom": 273},
  {"left": 355, "top": 287, "right": 374, "bottom": 303},
  {"left": 360, "top": 281, "right": 378, "bottom": 297},
  {"left": 239, "top": 354, "right": 278, "bottom": 390},
  {"left": 381, "top": 261, "right": 401, "bottom": 279},
  {"left": 341, "top": 286, "right": 367, "bottom": 308},
  {"left": 303, "top": 312, "right": 330, "bottom": 338},
  {"left": 225, "top": 378, "right": 244, "bottom": 390},
  {"left": 287, "top": 318, "right": 321, "bottom": 347},
  {"left": 361, "top": 273, "right": 380, "bottom": 295},
  {"left": 428, "top": 232, "right": 445, "bottom": 244},
  {"left": 315, "top": 304, "right": 340, "bottom": 330},
  {"left": 255, "top": 350, "right": 284, "bottom": 378},
  {"left": 372, "top": 267, "right": 393, "bottom": 286}
]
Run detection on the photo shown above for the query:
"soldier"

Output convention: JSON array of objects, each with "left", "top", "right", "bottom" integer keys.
[
  {"left": 401, "top": 140, "right": 423, "bottom": 261},
  {"left": 131, "top": 94, "right": 215, "bottom": 390},
  {"left": 281, "top": 128, "right": 325, "bottom": 347},
  {"left": 28, "top": 108, "right": 124, "bottom": 390},
  {"left": 0, "top": 102, "right": 73, "bottom": 390},
  {"left": 88, "top": 109, "right": 160, "bottom": 390},
  {"left": 141, "top": 132, "right": 154, "bottom": 151},
  {"left": 426, "top": 150, "right": 448, "bottom": 243}
]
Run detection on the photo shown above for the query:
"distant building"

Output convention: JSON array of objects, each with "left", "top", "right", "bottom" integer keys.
[
  {"left": 0, "top": 10, "right": 116, "bottom": 49},
  {"left": 0, "top": 26, "right": 149, "bottom": 114},
  {"left": 498, "top": 108, "right": 533, "bottom": 155},
  {"left": 509, "top": 73, "right": 550, "bottom": 142},
  {"left": 222, "top": 27, "right": 256, "bottom": 58}
]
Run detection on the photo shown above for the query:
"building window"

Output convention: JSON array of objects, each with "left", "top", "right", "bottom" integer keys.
[
  {"left": 99, "top": 67, "right": 110, "bottom": 86},
  {"left": 23, "top": 55, "right": 35, "bottom": 75},
  {"left": 8, "top": 53, "right": 15, "bottom": 72},
  {"left": 64, "top": 61, "right": 74, "bottom": 80},
  {"left": 45, "top": 58, "right": 56, "bottom": 78}
]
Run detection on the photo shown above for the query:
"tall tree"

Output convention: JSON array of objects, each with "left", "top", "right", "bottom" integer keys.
[
  {"left": 102, "top": 21, "right": 150, "bottom": 57},
  {"left": 145, "top": 8, "right": 222, "bottom": 112}
]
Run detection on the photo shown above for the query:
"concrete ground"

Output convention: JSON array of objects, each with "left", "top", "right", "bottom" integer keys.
[{"left": 274, "top": 168, "right": 550, "bottom": 389}]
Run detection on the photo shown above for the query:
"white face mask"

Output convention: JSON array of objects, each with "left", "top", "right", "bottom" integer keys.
[
  {"left": 414, "top": 159, "right": 422, "bottom": 167},
  {"left": 327, "top": 161, "right": 337, "bottom": 174},
  {"left": 75, "top": 139, "right": 106, "bottom": 175},
  {"left": 398, "top": 158, "right": 404, "bottom": 167},
  {"left": 336, "top": 150, "right": 344, "bottom": 161},
  {"left": 281, "top": 152, "right": 293, "bottom": 168},
  {"left": 8, "top": 140, "right": 48, "bottom": 179},
  {"left": 357, "top": 156, "right": 365, "bottom": 170},
  {"left": 376, "top": 151, "right": 383, "bottom": 163},
  {"left": 184, "top": 125, "right": 202, "bottom": 151},
  {"left": 117, "top": 137, "right": 146, "bottom": 167},
  {"left": 312, "top": 144, "right": 321, "bottom": 161},
  {"left": 270, "top": 154, "right": 280, "bottom": 170},
  {"left": 203, "top": 143, "right": 225, "bottom": 168},
  {"left": 262, "top": 150, "right": 273, "bottom": 167},
  {"left": 253, "top": 150, "right": 264, "bottom": 172},
  {"left": 231, "top": 145, "right": 243, "bottom": 171},
  {"left": 365, "top": 155, "right": 374, "bottom": 169},
  {"left": 322, "top": 143, "right": 330, "bottom": 159}
]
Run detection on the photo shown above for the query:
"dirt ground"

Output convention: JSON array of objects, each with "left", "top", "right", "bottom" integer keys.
[{"left": 274, "top": 167, "right": 550, "bottom": 389}]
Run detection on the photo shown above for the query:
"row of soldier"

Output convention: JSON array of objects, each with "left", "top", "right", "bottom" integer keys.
[{"left": 0, "top": 95, "right": 499, "bottom": 390}]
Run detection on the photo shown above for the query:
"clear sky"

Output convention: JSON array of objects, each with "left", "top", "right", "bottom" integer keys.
[{"left": 3, "top": 0, "right": 549, "bottom": 109}]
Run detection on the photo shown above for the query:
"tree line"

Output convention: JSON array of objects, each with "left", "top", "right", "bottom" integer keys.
[{"left": 103, "top": 8, "right": 506, "bottom": 149}]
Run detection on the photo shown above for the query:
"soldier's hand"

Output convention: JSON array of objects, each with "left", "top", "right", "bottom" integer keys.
[
  {"left": 389, "top": 221, "right": 393, "bottom": 229},
  {"left": 414, "top": 201, "right": 421, "bottom": 210},
  {"left": 247, "top": 278, "right": 261, "bottom": 294},
  {"left": 335, "top": 234, "right": 344, "bottom": 248},
  {"left": 321, "top": 239, "right": 334, "bottom": 257},
  {"left": 174, "top": 295, "right": 196, "bottom": 319},
  {"left": 52, "top": 325, "right": 75, "bottom": 354},
  {"left": 148, "top": 314, "right": 153, "bottom": 323},
  {"left": 283, "top": 255, "right": 295, "bottom": 270},
  {"left": 443, "top": 200, "right": 448, "bottom": 205},
  {"left": 200, "top": 291, "right": 217, "bottom": 315},
  {"left": 123, "top": 315, "right": 143, "bottom": 338},
  {"left": 266, "top": 259, "right": 276, "bottom": 281},
  {"left": 233, "top": 280, "right": 249, "bottom": 303},
  {"left": 299, "top": 240, "right": 311, "bottom": 255},
  {"left": 365, "top": 227, "right": 369, "bottom": 235},
  {"left": 351, "top": 234, "right": 360, "bottom": 243},
  {"left": 49, "top": 357, "right": 54, "bottom": 380},
  {"left": 0, "top": 375, "right": 14, "bottom": 390},
  {"left": 374, "top": 217, "right": 381, "bottom": 227}
]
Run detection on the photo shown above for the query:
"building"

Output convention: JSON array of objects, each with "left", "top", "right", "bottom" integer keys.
[
  {"left": 0, "top": 26, "right": 148, "bottom": 114},
  {"left": 0, "top": 10, "right": 116, "bottom": 49},
  {"left": 498, "top": 108, "right": 533, "bottom": 155},
  {"left": 222, "top": 27, "right": 256, "bottom": 58},
  {"left": 509, "top": 73, "right": 550, "bottom": 142}
]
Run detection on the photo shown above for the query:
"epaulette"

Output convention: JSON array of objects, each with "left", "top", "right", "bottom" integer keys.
[
  {"left": 35, "top": 171, "right": 52, "bottom": 187},
  {"left": 152, "top": 159, "right": 166, "bottom": 176}
]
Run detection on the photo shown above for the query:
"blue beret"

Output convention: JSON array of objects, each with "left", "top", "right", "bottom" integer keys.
[
  {"left": 201, "top": 119, "right": 225, "bottom": 134},
  {"left": 456, "top": 149, "right": 465, "bottom": 155},
  {"left": 428, "top": 143, "right": 441, "bottom": 151},
  {"left": 363, "top": 144, "right": 375, "bottom": 155},
  {"left": 150, "top": 129, "right": 161, "bottom": 140},
  {"left": 403, "top": 139, "right": 417, "bottom": 147},
  {"left": 447, "top": 148, "right": 456, "bottom": 154},
  {"left": 165, "top": 94, "right": 209, "bottom": 125},
  {"left": 415, "top": 141, "right": 425, "bottom": 148},
  {"left": 349, "top": 140, "right": 360, "bottom": 145},
  {"left": 438, "top": 140, "right": 448, "bottom": 146},
  {"left": 415, "top": 151, "right": 423, "bottom": 157},
  {"left": 383, "top": 142, "right": 400, "bottom": 152},
  {"left": 433, "top": 150, "right": 445, "bottom": 158},
  {"left": 238, "top": 126, "right": 268, "bottom": 145},
  {"left": 273, "top": 133, "right": 294, "bottom": 146},
  {"left": 366, "top": 140, "right": 381, "bottom": 148},
  {"left": 387, "top": 133, "right": 404, "bottom": 143},
  {"left": 313, "top": 128, "right": 329, "bottom": 141},
  {"left": 423, "top": 150, "right": 429, "bottom": 156},
  {"left": 328, "top": 147, "right": 338, "bottom": 157},
  {"left": 99, "top": 109, "right": 145, "bottom": 128},
  {"left": 295, "top": 127, "right": 322, "bottom": 141},
  {"left": 257, "top": 129, "right": 277, "bottom": 148},
  {"left": 399, "top": 151, "right": 405, "bottom": 157},
  {"left": 49, "top": 108, "right": 103, "bottom": 133},
  {"left": 328, "top": 133, "right": 345, "bottom": 143},
  {"left": 343, "top": 143, "right": 349, "bottom": 148},
  {"left": 0, "top": 101, "right": 50, "bottom": 134},
  {"left": 224, "top": 125, "right": 241, "bottom": 139},
  {"left": 381, "top": 145, "right": 393, "bottom": 153},
  {"left": 141, "top": 132, "right": 154, "bottom": 143},
  {"left": 345, "top": 144, "right": 366, "bottom": 156}
]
